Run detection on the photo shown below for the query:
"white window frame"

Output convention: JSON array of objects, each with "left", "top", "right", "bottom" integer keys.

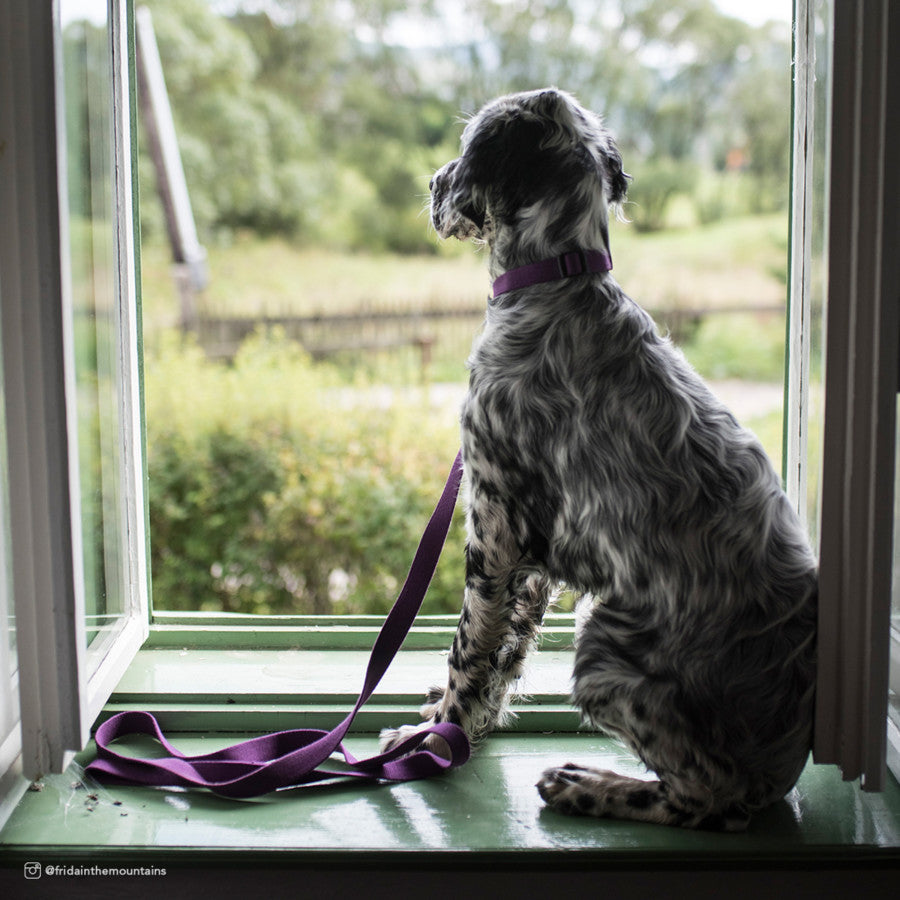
[
  {"left": 812, "top": 0, "right": 899, "bottom": 791},
  {"left": 785, "top": 0, "right": 817, "bottom": 529},
  {"left": 0, "top": 0, "right": 148, "bottom": 784},
  {"left": 0, "top": 331, "right": 20, "bottom": 827}
]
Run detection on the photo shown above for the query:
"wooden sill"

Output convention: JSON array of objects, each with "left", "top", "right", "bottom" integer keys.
[{"left": 1, "top": 644, "right": 899, "bottom": 890}]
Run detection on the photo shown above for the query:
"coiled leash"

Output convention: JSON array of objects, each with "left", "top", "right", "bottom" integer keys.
[{"left": 86, "top": 452, "right": 469, "bottom": 798}]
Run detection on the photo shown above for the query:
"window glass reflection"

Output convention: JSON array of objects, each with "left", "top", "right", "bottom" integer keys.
[{"left": 61, "top": 0, "right": 125, "bottom": 643}]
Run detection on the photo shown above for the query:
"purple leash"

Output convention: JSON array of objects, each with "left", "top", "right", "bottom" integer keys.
[{"left": 86, "top": 452, "right": 469, "bottom": 798}]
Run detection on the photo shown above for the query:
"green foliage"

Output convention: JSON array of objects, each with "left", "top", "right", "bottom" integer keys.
[
  {"left": 143, "top": 290, "right": 787, "bottom": 616},
  {"left": 137, "top": 0, "right": 792, "bottom": 251},
  {"left": 145, "top": 334, "right": 465, "bottom": 614},
  {"left": 681, "top": 312, "right": 786, "bottom": 382},
  {"left": 693, "top": 171, "right": 753, "bottom": 225},
  {"left": 626, "top": 158, "right": 697, "bottom": 233}
]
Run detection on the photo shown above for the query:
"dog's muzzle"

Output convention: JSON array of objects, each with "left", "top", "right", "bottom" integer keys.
[{"left": 429, "top": 158, "right": 482, "bottom": 241}]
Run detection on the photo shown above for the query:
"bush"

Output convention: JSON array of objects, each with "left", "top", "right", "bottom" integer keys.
[
  {"left": 693, "top": 171, "right": 753, "bottom": 225},
  {"left": 626, "top": 158, "right": 698, "bottom": 233},
  {"left": 145, "top": 333, "right": 466, "bottom": 615},
  {"left": 681, "top": 312, "right": 786, "bottom": 382}
]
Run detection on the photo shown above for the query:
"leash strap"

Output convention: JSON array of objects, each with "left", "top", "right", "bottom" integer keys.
[{"left": 85, "top": 451, "right": 469, "bottom": 798}]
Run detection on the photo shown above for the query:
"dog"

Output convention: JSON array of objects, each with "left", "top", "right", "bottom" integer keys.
[{"left": 382, "top": 88, "right": 817, "bottom": 831}]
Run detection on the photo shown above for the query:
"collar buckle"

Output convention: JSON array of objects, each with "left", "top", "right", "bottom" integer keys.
[{"left": 557, "top": 250, "right": 589, "bottom": 279}]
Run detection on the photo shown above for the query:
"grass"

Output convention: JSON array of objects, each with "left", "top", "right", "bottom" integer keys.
[
  {"left": 140, "top": 213, "right": 790, "bottom": 465},
  {"left": 140, "top": 212, "right": 789, "bottom": 330},
  {"left": 608, "top": 213, "right": 788, "bottom": 311},
  {"left": 140, "top": 237, "right": 488, "bottom": 331}
]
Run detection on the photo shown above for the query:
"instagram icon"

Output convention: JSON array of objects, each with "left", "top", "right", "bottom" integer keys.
[{"left": 23, "top": 862, "right": 41, "bottom": 879}]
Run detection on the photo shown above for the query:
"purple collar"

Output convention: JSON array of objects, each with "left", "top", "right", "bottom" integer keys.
[{"left": 492, "top": 249, "right": 612, "bottom": 298}]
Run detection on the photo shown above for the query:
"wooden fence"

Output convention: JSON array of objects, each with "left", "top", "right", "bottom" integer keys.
[{"left": 192, "top": 302, "right": 787, "bottom": 379}]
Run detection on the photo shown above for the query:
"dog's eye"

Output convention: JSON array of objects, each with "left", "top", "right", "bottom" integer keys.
[{"left": 429, "top": 177, "right": 435, "bottom": 191}]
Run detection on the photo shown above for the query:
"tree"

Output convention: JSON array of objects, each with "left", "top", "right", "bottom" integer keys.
[
  {"left": 139, "top": 0, "right": 791, "bottom": 244},
  {"left": 140, "top": 0, "right": 326, "bottom": 240}
]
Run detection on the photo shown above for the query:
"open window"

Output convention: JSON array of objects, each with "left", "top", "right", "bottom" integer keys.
[
  {"left": 0, "top": 0, "right": 897, "bottom": 821},
  {"left": 812, "top": 0, "right": 899, "bottom": 789},
  {"left": 0, "top": 0, "right": 148, "bottom": 782}
]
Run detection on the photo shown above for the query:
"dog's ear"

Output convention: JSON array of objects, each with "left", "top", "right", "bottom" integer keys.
[
  {"left": 449, "top": 157, "right": 487, "bottom": 231},
  {"left": 454, "top": 113, "right": 550, "bottom": 226},
  {"left": 524, "top": 88, "right": 568, "bottom": 119}
]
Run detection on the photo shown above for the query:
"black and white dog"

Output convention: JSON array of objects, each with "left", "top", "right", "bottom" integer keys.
[{"left": 383, "top": 88, "right": 817, "bottom": 831}]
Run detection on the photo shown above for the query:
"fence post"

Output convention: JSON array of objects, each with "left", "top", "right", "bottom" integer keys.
[{"left": 135, "top": 5, "right": 207, "bottom": 331}]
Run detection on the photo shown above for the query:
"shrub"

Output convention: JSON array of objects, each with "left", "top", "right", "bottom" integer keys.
[
  {"left": 681, "top": 312, "right": 786, "bottom": 382},
  {"left": 145, "top": 333, "right": 465, "bottom": 615},
  {"left": 627, "top": 158, "right": 698, "bottom": 233}
]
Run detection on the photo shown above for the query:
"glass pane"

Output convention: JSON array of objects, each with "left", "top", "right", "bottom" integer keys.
[
  {"left": 891, "top": 398, "right": 900, "bottom": 733},
  {"left": 61, "top": 1, "right": 126, "bottom": 644},
  {"left": 139, "top": 1, "right": 794, "bottom": 616},
  {"left": 0, "top": 292, "right": 17, "bottom": 741},
  {"left": 804, "top": 0, "right": 832, "bottom": 545}
]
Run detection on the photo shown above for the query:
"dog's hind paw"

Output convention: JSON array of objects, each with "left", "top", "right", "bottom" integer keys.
[{"left": 537, "top": 763, "right": 616, "bottom": 817}]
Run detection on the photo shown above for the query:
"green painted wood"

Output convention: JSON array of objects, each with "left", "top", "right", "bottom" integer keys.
[
  {"left": 112, "top": 648, "right": 573, "bottom": 704},
  {"left": 98, "top": 646, "right": 579, "bottom": 732},
  {"left": 146, "top": 624, "right": 459, "bottom": 650},
  {"left": 2, "top": 735, "right": 899, "bottom": 863},
  {"left": 146, "top": 612, "right": 577, "bottom": 651},
  {"left": 94, "top": 704, "right": 582, "bottom": 734}
]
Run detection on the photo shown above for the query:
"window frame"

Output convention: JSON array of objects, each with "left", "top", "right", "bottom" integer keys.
[
  {"left": 0, "top": 0, "right": 897, "bottom": 822},
  {"left": 812, "top": 0, "right": 900, "bottom": 790},
  {"left": 784, "top": 0, "right": 819, "bottom": 531},
  {"left": 0, "top": 0, "right": 149, "bottom": 782}
]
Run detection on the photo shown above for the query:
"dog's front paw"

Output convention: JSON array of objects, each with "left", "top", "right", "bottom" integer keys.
[
  {"left": 379, "top": 722, "right": 451, "bottom": 760},
  {"left": 379, "top": 723, "right": 422, "bottom": 753},
  {"left": 421, "top": 684, "right": 445, "bottom": 719},
  {"left": 379, "top": 685, "right": 454, "bottom": 758}
]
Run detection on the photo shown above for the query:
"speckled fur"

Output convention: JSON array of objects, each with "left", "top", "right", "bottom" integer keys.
[{"left": 381, "top": 89, "right": 817, "bottom": 831}]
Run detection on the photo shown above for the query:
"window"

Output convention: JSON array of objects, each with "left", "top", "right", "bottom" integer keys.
[
  {"left": 137, "top": 0, "right": 795, "bottom": 620},
  {"left": 812, "top": 0, "right": 899, "bottom": 789},
  {"left": 0, "top": 0, "right": 897, "bottom": 817},
  {"left": 891, "top": 409, "right": 900, "bottom": 780},
  {"left": 0, "top": 307, "right": 20, "bottom": 824},
  {"left": 0, "top": 0, "right": 148, "bottom": 782}
]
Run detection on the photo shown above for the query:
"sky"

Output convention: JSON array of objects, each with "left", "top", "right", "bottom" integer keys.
[
  {"left": 61, "top": 0, "right": 794, "bottom": 36},
  {"left": 715, "top": 0, "right": 792, "bottom": 26},
  {"left": 376, "top": 1, "right": 795, "bottom": 51}
]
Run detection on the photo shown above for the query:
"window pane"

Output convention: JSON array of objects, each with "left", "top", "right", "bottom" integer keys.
[
  {"left": 891, "top": 398, "right": 900, "bottom": 738},
  {"left": 140, "top": 1, "right": 793, "bottom": 616},
  {"left": 61, "top": 2, "right": 126, "bottom": 644},
  {"left": 805, "top": 0, "right": 831, "bottom": 544},
  {"left": 0, "top": 298, "right": 17, "bottom": 743}
]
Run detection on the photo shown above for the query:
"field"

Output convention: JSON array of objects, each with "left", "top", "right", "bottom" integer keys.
[
  {"left": 139, "top": 213, "right": 788, "bottom": 326},
  {"left": 140, "top": 212, "right": 790, "bottom": 391}
]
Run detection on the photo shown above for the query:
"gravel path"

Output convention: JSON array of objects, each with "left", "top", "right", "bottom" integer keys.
[{"left": 335, "top": 379, "right": 785, "bottom": 424}]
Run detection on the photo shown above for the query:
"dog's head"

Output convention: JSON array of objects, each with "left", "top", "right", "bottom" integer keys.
[{"left": 430, "top": 89, "right": 629, "bottom": 247}]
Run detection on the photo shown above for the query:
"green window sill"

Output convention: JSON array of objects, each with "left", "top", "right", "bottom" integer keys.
[
  {"left": 96, "top": 613, "right": 577, "bottom": 733},
  {"left": 2, "top": 616, "right": 900, "bottom": 876}
]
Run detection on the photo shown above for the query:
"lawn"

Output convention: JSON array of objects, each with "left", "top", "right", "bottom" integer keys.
[{"left": 139, "top": 213, "right": 788, "bottom": 330}]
